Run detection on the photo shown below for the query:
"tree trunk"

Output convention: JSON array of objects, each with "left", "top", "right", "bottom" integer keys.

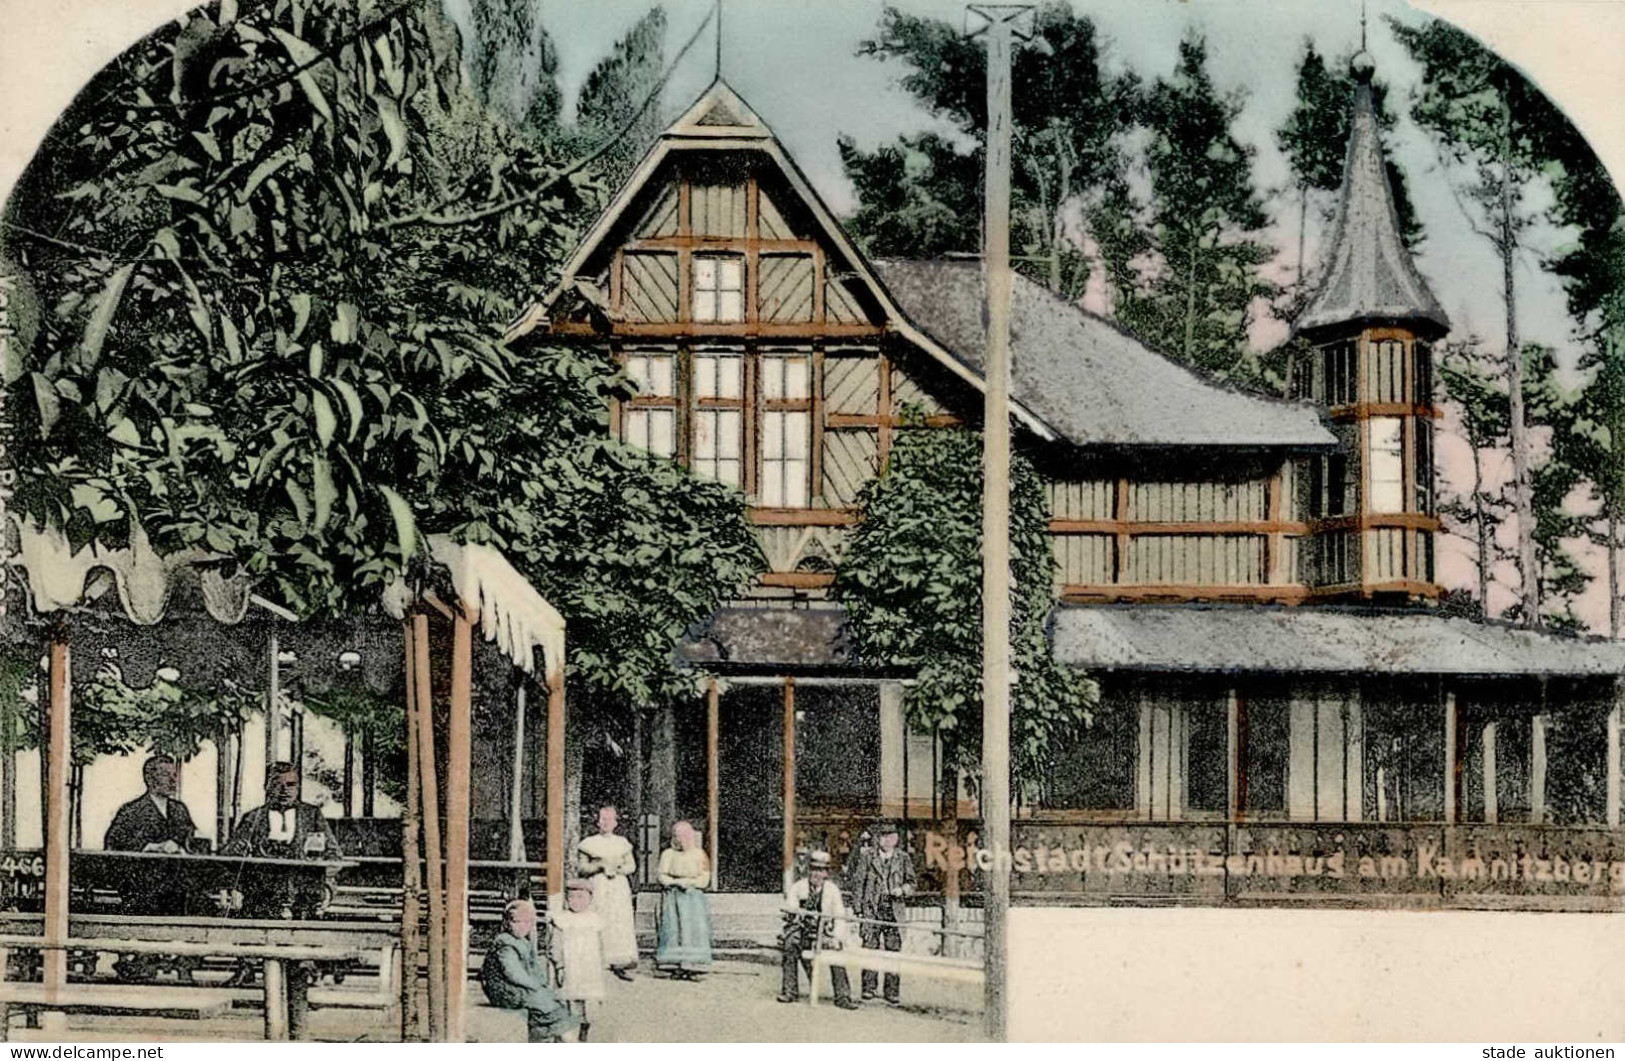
[
  {"left": 343, "top": 727, "right": 355, "bottom": 818},
  {"left": 362, "top": 726, "right": 376, "bottom": 818},
  {"left": 1, "top": 684, "right": 15, "bottom": 850},
  {"left": 215, "top": 727, "right": 231, "bottom": 844},
  {"left": 562, "top": 690, "right": 587, "bottom": 886},
  {"left": 231, "top": 715, "right": 245, "bottom": 825},
  {"left": 1472, "top": 441, "right": 1492, "bottom": 615},
  {"left": 1609, "top": 505, "right": 1620, "bottom": 640},
  {"left": 1183, "top": 234, "right": 1201, "bottom": 364},
  {"left": 1297, "top": 183, "right": 1309, "bottom": 295},
  {"left": 1499, "top": 114, "right": 1540, "bottom": 628},
  {"left": 70, "top": 765, "right": 82, "bottom": 849}
]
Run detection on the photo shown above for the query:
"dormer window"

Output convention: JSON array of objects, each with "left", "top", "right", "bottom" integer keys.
[{"left": 693, "top": 256, "right": 744, "bottom": 322}]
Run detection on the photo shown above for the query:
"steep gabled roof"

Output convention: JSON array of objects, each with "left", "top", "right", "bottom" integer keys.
[
  {"left": 507, "top": 81, "right": 1059, "bottom": 438},
  {"left": 874, "top": 260, "right": 1334, "bottom": 449},
  {"left": 1293, "top": 71, "right": 1450, "bottom": 341},
  {"left": 516, "top": 80, "right": 1331, "bottom": 451}
]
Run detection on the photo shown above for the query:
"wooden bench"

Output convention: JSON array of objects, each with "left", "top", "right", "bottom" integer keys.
[
  {"left": 806, "top": 947, "right": 983, "bottom": 1005},
  {"left": 0, "top": 982, "right": 237, "bottom": 1024},
  {"left": 0, "top": 935, "right": 362, "bottom": 1041}
]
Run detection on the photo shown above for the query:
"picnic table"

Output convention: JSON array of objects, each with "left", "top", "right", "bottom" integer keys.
[{"left": 0, "top": 934, "right": 363, "bottom": 1040}]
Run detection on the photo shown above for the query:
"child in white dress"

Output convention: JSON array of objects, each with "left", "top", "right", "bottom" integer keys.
[{"left": 549, "top": 879, "right": 607, "bottom": 1041}]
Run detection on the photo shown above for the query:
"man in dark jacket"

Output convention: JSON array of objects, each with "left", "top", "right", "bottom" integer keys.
[
  {"left": 104, "top": 755, "right": 196, "bottom": 855},
  {"left": 103, "top": 755, "right": 199, "bottom": 980},
  {"left": 481, "top": 899, "right": 579, "bottom": 1042},
  {"left": 223, "top": 762, "right": 342, "bottom": 919},
  {"left": 847, "top": 820, "right": 916, "bottom": 1004}
]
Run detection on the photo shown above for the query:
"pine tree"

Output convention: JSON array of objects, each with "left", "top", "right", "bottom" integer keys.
[
  {"left": 1390, "top": 16, "right": 1569, "bottom": 629},
  {"left": 839, "top": 3, "right": 1140, "bottom": 302},
  {"left": 573, "top": 7, "right": 668, "bottom": 188},
  {"left": 1438, "top": 337, "right": 1512, "bottom": 616},
  {"left": 467, "top": 0, "right": 562, "bottom": 135},
  {"left": 1115, "top": 33, "right": 1275, "bottom": 386}
]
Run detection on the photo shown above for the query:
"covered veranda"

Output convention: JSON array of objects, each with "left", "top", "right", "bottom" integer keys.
[{"left": 1, "top": 520, "right": 568, "bottom": 1041}]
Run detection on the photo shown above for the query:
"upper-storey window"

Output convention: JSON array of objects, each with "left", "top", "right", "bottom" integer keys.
[
  {"left": 692, "top": 351, "right": 744, "bottom": 487},
  {"left": 760, "top": 351, "right": 812, "bottom": 507},
  {"left": 1368, "top": 417, "right": 1405, "bottom": 513},
  {"left": 1413, "top": 341, "right": 1434, "bottom": 405},
  {"left": 693, "top": 256, "right": 744, "bottom": 322},
  {"left": 1414, "top": 418, "right": 1434, "bottom": 516},
  {"left": 622, "top": 352, "right": 676, "bottom": 458},
  {"left": 1325, "top": 340, "right": 1358, "bottom": 406}
]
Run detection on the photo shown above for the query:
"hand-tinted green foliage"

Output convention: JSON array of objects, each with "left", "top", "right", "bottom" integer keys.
[
  {"left": 570, "top": 7, "right": 667, "bottom": 189},
  {"left": 833, "top": 427, "right": 1095, "bottom": 784},
  {"left": 3, "top": 0, "right": 758, "bottom": 712},
  {"left": 1114, "top": 34, "right": 1275, "bottom": 388},
  {"left": 1438, "top": 338, "right": 1512, "bottom": 616},
  {"left": 839, "top": 4, "right": 1140, "bottom": 301},
  {"left": 467, "top": 0, "right": 561, "bottom": 132}
]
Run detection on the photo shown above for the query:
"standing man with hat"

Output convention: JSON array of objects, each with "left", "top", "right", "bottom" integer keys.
[
  {"left": 848, "top": 820, "right": 916, "bottom": 1005},
  {"left": 777, "top": 850, "right": 858, "bottom": 1008}
]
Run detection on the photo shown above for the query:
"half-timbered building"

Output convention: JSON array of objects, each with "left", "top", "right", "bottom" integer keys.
[{"left": 501, "top": 69, "right": 1625, "bottom": 911}]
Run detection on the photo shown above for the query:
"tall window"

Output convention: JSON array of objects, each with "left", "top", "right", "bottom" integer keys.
[
  {"left": 1324, "top": 341, "right": 1358, "bottom": 405},
  {"left": 692, "top": 351, "right": 744, "bottom": 487},
  {"left": 1368, "top": 417, "right": 1404, "bottom": 513},
  {"left": 1413, "top": 341, "right": 1434, "bottom": 405},
  {"left": 1414, "top": 419, "right": 1434, "bottom": 516},
  {"left": 1326, "top": 454, "right": 1347, "bottom": 517},
  {"left": 692, "top": 256, "right": 744, "bottom": 323},
  {"left": 760, "top": 352, "right": 811, "bottom": 507},
  {"left": 622, "top": 352, "right": 676, "bottom": 458}
]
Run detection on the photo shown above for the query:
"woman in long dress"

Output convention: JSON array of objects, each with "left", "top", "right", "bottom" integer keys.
[
  {"left": 654, "top": 820, "right": 713, "bottom": 980},
  {"left": 575, "top": 805, "right": 639, "bottom": 980}
]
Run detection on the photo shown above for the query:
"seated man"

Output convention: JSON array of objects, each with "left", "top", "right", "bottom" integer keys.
[
  {"left": 103, "top": 755, "right": 199, "bottom": 981},
  {"left": 482, "top": 899, "right": 580, "bottom": 1043},
  {"left": 223, "top": 761, "right": 343, "bottom": 919},
  {"left": 778, "top": 850, "right": 859, "bottom": 1008}
]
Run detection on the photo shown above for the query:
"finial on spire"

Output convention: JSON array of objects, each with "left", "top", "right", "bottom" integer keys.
[
  {"left": 715, "top": 0, "right": 723, "bottom": 80},
  {"left": 1351, "top": 0, "right": 1375, "bottom": 82}
]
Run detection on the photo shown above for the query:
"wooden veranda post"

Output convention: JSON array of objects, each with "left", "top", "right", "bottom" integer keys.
[
  {"left": 412, "top": 612, "right": 447, "bottom": 1040},
  {"left": 707, "top": 678, "right": 720, "bottom": 884},
  {"left": 445, "top": 609, "right": 474, "bottom": 1043},
  {"left": 509, "top": 684, "right": 527, "bottom": 863},
  {"left": 972, "top": 2, "right": 1026, "bottom": 1042},
  {"left": 43, "top": 622, "right": 70, "bottom": 1004},
  {"left": 400, "top": 618, "right": 423, "bottom": 1041},
  {"left": 781, "top": 676, "right": 796, "bottom": 892},
  {"left": 545, "top": 659, "right": 566, "bottom": 905}
]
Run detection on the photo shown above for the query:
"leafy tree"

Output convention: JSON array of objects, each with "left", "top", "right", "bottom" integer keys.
[
  {"left": 1115, "top": 33, "right": 1276, "bottom": 387},
  {"left": 839, "top": 3, "right": 1140, "bottom": 302},
  {"left": 1276, "top": 41, "right": 1421, "bottom": 301},
  {"left": 303, "top": 683, "right": 403, "bottom": 811},
  {"left": 1391, "top": 16, "right": 1570, "bottom": 628},
  {"left": 1, "top": 0, "right": 602, "bottom": 614},
  {"left": 1438, "top": 337, "right": 1511, "bottom": 615},
  {"left": 833, "top": 427, "right": 1096, "bottom": 790}
]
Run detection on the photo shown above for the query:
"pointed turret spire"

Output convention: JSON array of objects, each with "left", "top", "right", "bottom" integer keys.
[{"left": 1292, "top": 56, "right": 1449, "bottom": 340}]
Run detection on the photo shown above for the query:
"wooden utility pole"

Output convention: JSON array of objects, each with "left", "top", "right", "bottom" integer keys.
[
  {"left": 265, "top": 629, "right": 280, "bottom": 770},
  {"left": 969, "top": 3, "right": 1027, "bottom": 1043}
]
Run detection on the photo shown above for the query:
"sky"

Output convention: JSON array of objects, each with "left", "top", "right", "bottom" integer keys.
[{"left": 519, "top": 0, "right": 1620, "bottom": 630}]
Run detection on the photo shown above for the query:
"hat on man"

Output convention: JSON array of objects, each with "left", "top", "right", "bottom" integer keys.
[
  {"left": 808, "top": 850, "right": 832, "bottom": 869},
  {"left": 873, "top": 820, "right": 899, "bottom": 837},
  {"left": 565, "top": 878, "right": 593, "bottom": 894}
]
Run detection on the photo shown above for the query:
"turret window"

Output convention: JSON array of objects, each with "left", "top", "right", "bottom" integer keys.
[
  {"left": 1415, "top": 419, "right": 1435, "bottom": 515},
  {"left": 1325, "top": 341, "right": 1358, "bottom": 405},
  {"left": 1368, "top": 417, "right": 1405, "bottom": 513}
]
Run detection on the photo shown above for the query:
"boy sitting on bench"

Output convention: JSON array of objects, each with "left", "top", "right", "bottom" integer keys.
[{"left": 481, "top": 899, "right": 580, "bottom": 1043}]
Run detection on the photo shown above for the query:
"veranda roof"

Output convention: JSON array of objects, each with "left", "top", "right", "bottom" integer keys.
[
  {"left": 8, "top": 521, "right": 563, "bottom": 682},
  {"left": 1052, "top": 604, "right": 1625, "bottom": 678}
]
